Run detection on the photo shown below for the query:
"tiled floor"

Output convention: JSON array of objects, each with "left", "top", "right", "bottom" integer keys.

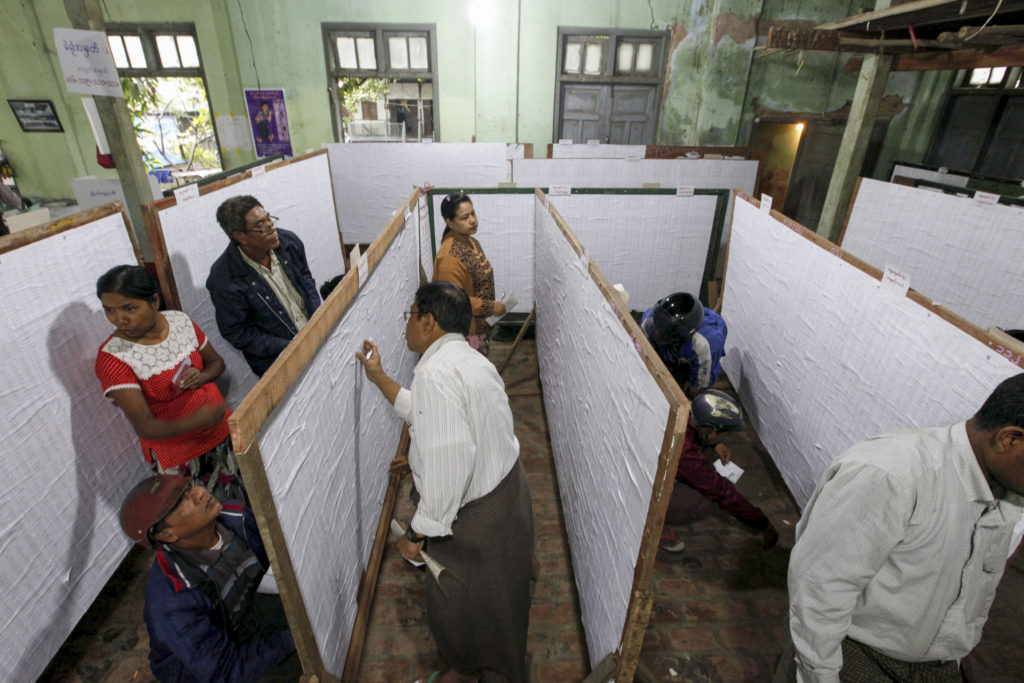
[{"left": 38, "top": 338, "right": 1024, "bottom": 682}]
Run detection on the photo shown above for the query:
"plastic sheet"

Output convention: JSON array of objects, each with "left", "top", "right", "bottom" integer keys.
[
  {"left": 722, "top": 197, "right": 1022, "bottom": 509},
  {"left": 534, "top": 196, "right": 670, "bottom": 667},
  {"left": 842, "top": 178, "right": 1024, "bottom": 330},
  {"left": 253, "top": 210, "right": 419, "bottom": 676},
  {"left": 323, "top": 143, "right": 522, "bottom": 243},
  {"left": 0, "top": 211, "right": 148, "bottom": 681}
]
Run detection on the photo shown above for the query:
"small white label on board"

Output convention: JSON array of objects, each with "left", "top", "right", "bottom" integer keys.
[
  {"left": 421, "top": 138, "right": 433, "bottom": 144},
  {"left": 676, "top": 186, "right": 695, "bottom": 197},
  {"left": 587, "top": 139, "right": 600, "bottom": 146},
  {"left": 625, "top": 154, "right": 640, "bottom": 162},
  {"left": 880, "top": 264, "right": 910, "bottom": 299},
  {"left": 250, "top": 165, "right": 266, "bottom": 178},
  {"left": 973, "top": 191, "right": 999, "bottom": 206},
  {"left": 760, "top": 193, "right": 773, "bottom": 213},
  {"left": 549, "top": 184, "right": 571, "bottom": 196},
  {"left": 174, "top": 183, "right": 199, "bottom": 204},
  {"left": 558, "top": 138, "right": 572, "bottom": 145},
  {"left": 404, "top": 205, "right": 412, "bottom": 221}
]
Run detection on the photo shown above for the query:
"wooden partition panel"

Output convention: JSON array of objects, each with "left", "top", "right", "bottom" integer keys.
[
  {"left": 323, "top": 142, "right": 528, "bottom": 243},
  {"left": 426, "top": 187, "right": 728, "bottom": 311},
  {"left": 143, "top": 150, "right": 345, "bottom": 408},
  {"left": 533, "top": 190, "right": 688, "bottom": 681},
  {"left": 839, "top": 177, "right": 1024, "bottom": 330},
  {"left": 0, "top": 204, "right": 148, "bottom": 682},
  {"left": 723, "top": 192, "right": 1022, "bottom": 509},
  {"left": 228, "top": 191, "right": 421, "bottom": 681}
]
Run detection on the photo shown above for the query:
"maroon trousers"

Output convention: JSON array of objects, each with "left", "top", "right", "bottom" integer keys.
[{"left": 673, "top": 423, "right": 769, "bottom": 531}]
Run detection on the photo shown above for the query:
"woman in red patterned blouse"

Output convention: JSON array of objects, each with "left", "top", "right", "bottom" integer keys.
[
  {"left": 95, "top": 265, "right": 244, "bottom": 501},
  {"left": 434, "top": 192, "right": 507, "bottom": 356}
]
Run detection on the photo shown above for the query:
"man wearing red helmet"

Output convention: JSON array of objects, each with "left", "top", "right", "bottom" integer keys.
[{"left": 119, "top": 475, "right": 297, "bottom": 682}]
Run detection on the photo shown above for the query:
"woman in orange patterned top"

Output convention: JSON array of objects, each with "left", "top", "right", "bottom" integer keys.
[
  {"left": 95, "top": 265, "right": 244, "bottom": 502},
  {"left": 433, "top": 192, "right": 506, "bottom": 356}
]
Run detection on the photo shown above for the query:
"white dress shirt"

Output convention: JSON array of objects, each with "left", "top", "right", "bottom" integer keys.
[
  {"left": 393, "top": 333, "right": 520, "bottom": 537},
  {"left": 788, "top": 422, "right": 1023, "bottom": 683}
]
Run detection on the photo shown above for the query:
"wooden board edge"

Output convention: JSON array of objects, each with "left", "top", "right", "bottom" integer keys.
[
  {"left": 142, "top": 202, "right": 182, "bottom": 310},
  {"left": 836, "top": 176, "right": 863, "bottom": 247},
  {"left": 340, "top": 427, "right": 410, "bottom": 682},
  {"left": 0, "top": 202, "right": 123, "bottom": 255},
  {"left": 266, "top": 148, "right": 328, "bottom": 173},
  {"left": 235, "top": 440, "right": 326, "bottom": 680},
  {"left": 615, "top": 406, "right": 689, "bottom": 682},
  {"left": 733, "top": 190, "right": 1024, "bottom": 370},
  {"left": 228, "top": 189, "right": 419, "bottom": 451}
]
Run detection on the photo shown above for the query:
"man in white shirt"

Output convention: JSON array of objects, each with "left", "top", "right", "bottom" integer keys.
[
  {"left": 357, "top": 281, "right": 535, "bottom": 683},
  {"left": 781, "top": 374, "right": 1024, "bottom": 682}
]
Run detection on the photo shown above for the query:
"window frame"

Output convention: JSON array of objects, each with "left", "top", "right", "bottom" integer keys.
[
  {"left": 322, "top": 22, "right": 439, "bottom": 142},
  {"left": 553, "top": 27, "right": 669, "bottom": 144},
  {"left": 105, "top": 22, "right": 205, "bottom": 78}
]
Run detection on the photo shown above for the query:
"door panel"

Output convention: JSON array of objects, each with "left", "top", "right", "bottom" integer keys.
[
  {"left": 609, "top": 85, "right": 655, "bottom": 144},
  {"left": 561, "top": 84, "right": 608, "bottom": 142}
]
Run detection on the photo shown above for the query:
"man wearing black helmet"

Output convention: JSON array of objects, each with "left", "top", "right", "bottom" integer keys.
[
  {"left": 640, "top": 292, "right": 726, "bottom": 397},
  {"left": 660, "top": 389, "right": 779, "bottom": 553},
  {"left": 119, "top": 475, "right": 297, "bottom": 682}
]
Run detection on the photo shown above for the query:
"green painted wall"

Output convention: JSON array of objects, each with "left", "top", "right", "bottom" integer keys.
[{"left": 0, "top": 0, "right": 958, "bottom": 201}]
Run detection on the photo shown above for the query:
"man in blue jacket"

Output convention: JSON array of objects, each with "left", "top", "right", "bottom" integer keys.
[
  {"left": 120, "top": 475, "right": 297, "bottom": 682},
  {"left": 641, "top": 292, "right": 727, "bottom": 397},
  {"left": 207, "top": 195, "right": 320, "bottom": 376}
]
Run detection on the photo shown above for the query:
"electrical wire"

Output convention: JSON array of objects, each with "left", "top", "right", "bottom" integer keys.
[
  {"left": 965, "top": 0, "right": 1004, "bottom": 41},
  {"left": 648, "top": 0, "right": 656, "bottom": 30},
  {"left": 235, "top": 0, "right": 263, "bottom": 93}
]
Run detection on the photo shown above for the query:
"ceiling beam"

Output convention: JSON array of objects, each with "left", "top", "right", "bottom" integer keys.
[
  {"left": 845, "top": 43, "right": 1024, "bottom": 70},
  {"left": 817, "top": 0, "right": 1024, "bottom": 32}
]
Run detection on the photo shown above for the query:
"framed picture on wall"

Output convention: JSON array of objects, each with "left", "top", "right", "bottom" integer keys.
[{"left": 8, "top": 99, "right": 64, "bottom": 133}]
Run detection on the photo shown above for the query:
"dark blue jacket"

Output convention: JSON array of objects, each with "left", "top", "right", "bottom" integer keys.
[
  {"left": 144, "top": 503, "right": 295, "bottom": 682},
  {"left": 206, "top": 229, "right": 321, "bottom": 376},
  {"left": 641, "top": 306, "right": 727, "bottom": 391}
]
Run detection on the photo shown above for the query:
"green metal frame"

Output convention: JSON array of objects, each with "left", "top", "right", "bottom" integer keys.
[
  {"left": 160, "top": 154, "right": 284, "bottom": 197},
  {"left": 425, "top": 186, "right": 730, "bottom": 304}
]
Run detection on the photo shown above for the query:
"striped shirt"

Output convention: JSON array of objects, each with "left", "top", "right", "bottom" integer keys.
[
  {"left": 394, "top": 333, "right": 519, "bottom": 537},
  {"left": 789, "top": 422, "right": 1024, "bottom": 682},
  {"left": 239, "top": 247, "right": 309, "bottom": 331}
]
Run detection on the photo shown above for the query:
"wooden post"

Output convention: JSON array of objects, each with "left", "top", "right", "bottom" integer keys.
[
  {"left": 817, "top": 0, "right": 893, "bottom": 243},
  {"left": 63, "top": 0, "right": 155, "bottom": 259}
]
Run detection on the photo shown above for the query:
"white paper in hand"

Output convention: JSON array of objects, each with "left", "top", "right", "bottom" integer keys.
[
  {"left": 714, "top": 459, "right": 744, "bottom": 483},
  {"left": 486, "top": 292, "right": 518, "bottom": 326}
]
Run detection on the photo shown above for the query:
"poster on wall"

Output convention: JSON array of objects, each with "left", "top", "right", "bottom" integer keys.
[{"left": 244, "top": 89, "right": 293, "bottom": 158}]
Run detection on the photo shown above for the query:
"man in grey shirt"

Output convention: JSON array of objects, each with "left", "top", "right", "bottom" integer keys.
[{"left": 781, "top": 374, "right": 1024, "bottom": 682}]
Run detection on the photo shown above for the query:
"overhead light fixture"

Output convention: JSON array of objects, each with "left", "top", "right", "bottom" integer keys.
[{"left": 796, "top": 122, "right": 805, "bottom": 133}]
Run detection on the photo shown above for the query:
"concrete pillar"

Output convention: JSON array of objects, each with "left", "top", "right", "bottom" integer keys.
[
  {"left": 817, "top": 0, "right": 893, "bottom": 242},
  {"left": 63, "top": 0, "right": 153, "bottom": 258}
]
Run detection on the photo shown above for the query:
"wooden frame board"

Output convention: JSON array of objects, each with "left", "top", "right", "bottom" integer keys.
[
  {"left": 142, "top": 149, "right": 343, "bottom": 312},
  {"left": 0, "top": 202, "right": 148, "bottom": 682},
  {"left": 837, "top": 177, "right": 1024, "bottom": 331},
  {"left": 533, "top": 189, "right": 689, "bottom": 681},
  {"left": 426, "top": 187, "right": 729, "bottom": 307},
  {"left": 227, "top": 190, "right": 420, "bottom": 682},
  {"left": 721, "top": 190, "right": 1022, "bottom": 509}
]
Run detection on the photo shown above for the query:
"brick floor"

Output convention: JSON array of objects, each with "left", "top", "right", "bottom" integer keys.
[{"left": 38, "top": 337, "right": 1024, "bottom": 682}]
